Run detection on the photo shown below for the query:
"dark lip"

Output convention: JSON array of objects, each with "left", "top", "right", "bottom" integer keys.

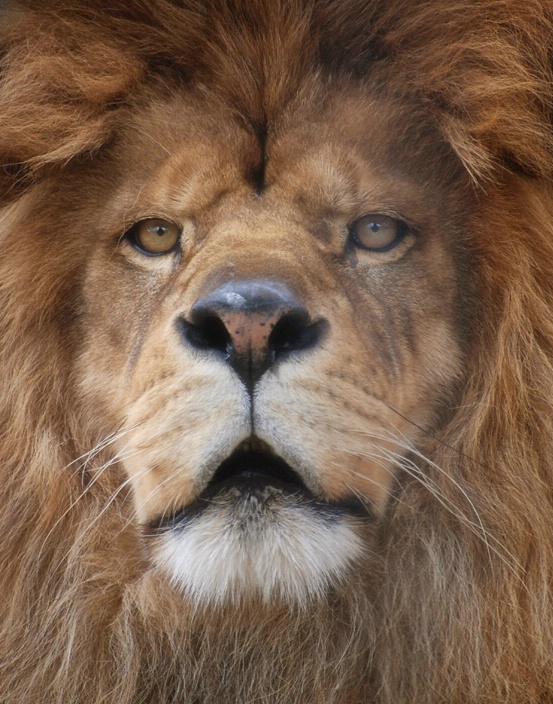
[
  {"left": 145, "top": 441, "right": 373, "bottom": 533},
  {"left": 207, "top": 446, "right": 306, "bottom": 494}
]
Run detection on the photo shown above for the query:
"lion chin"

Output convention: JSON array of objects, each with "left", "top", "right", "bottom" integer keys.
[
  {"left": 152, "top": 475, "right": 365, "bottom": 606},
  {"left": 2, "top": 1, "right": 553, "bottom": 703}
]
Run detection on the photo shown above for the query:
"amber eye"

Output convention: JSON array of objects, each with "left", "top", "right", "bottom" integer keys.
[
  {"left": 349, "top": 214, "right": 406, "bottom": 252},
  {"left": 130, "top": 218, "right": 181, "bottom": 255}
]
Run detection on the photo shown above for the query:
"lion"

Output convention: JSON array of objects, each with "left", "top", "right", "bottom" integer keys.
[{"left": 1, "top": 0, "right": 553, "bottom": 702}]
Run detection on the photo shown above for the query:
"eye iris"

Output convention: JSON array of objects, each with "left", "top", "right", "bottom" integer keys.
[
  {"left": 134, "top": 218, "right": 180, "bottom": 254},
  {"left": 352, "top": 214, "right": 402, "bottom": 251}
]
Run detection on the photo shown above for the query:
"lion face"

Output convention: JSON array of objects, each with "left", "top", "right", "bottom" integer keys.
[
  {"left": 76, "top": 80, "right": 471, "bottom": 606},
  {"left": 5, "top": 1, "right": 553, "bottom": 702}
]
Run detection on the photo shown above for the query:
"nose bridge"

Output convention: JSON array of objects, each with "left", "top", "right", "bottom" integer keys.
[{"left": 197, "top": 199, "right": 311, "bottom": 283}]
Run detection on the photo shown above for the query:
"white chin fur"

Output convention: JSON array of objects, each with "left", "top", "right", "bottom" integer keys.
[{"left": 154, "top": 501, "right": 364, "bottom": 607}]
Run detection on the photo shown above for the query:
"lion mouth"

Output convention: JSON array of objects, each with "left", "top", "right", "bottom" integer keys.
[
  {"left": 207, "top": 438, "right": 307, "bottom": 494},
  {"left": 146, "top": 439, "right": 373, "bottom": 533}
]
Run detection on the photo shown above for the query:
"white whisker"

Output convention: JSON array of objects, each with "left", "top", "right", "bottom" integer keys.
[{"left": 337, "top": 427, "right": 525, "bottom": 577}]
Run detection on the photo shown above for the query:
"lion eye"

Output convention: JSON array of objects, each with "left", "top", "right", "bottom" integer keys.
[
  {"left": 130, "top": 218, "right": 181, "bottom": 255},
  {"left": 350, "top": 214, "right": 406, "bottom": 252}
]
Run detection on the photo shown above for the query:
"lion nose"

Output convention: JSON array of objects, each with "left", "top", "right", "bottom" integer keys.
[{"left": 178, "top": 279, "right": 324, "bottom": 390}]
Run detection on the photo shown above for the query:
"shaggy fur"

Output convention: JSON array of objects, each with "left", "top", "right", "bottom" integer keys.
[{"left": 1, "top": 1, "right": 553, "bottom": 702}]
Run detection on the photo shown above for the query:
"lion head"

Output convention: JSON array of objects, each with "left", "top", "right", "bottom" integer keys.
[{"left": 2, "top": 1, "right": 553, "bottom": 702}]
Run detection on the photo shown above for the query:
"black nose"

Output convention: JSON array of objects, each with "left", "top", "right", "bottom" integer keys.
[{"left": 177, "top": 279, "right": 325, "bottom": 390}]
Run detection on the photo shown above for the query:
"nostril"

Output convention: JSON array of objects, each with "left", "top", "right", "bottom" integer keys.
[
  {"left": 177, "top": 279, "right": 326, "bottom": 387},
  {"left": 177, "top": 315, "right": 231, "bottom": 354},
  {"left": 269, "top": 313, "right": 326, "bottom": 357}
]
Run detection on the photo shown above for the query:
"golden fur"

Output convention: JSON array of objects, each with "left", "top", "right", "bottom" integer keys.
[{"left": 1, "top": 1, "right": 553, "bottom": 702}]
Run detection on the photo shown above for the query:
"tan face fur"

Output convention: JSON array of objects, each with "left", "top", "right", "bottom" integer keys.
[{"left": 76, "top": 79, "right": 470, "bottom": 606}]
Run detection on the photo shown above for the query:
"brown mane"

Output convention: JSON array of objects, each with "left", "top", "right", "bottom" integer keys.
[{"left": 1, "top": 1, "right": 553, "bottom": 702}]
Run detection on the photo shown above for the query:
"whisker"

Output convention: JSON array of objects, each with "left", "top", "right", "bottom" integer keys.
[
  {"left": 116, "top": 472, "right": 181, "bottom": 537},
  {"left": 75, "top": 457, "right": 149, "bottom": 537},
  {"left": 379, "top": 399, "right": 489, "bottom": 469},
  {"left": 39, "top": 431, "right": 143, "bottom": 555},
  {"left": 337, "top": 431, "right": 525, "bottom": 576}
]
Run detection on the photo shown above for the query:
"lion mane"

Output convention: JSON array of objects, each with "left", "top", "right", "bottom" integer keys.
[{"left": 1, "top": 1, "right": 553, "bottom": 702}]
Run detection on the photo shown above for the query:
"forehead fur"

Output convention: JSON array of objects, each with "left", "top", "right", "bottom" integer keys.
[{"left": 1, "top": 0, "right": 552, "bottom": 189}]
